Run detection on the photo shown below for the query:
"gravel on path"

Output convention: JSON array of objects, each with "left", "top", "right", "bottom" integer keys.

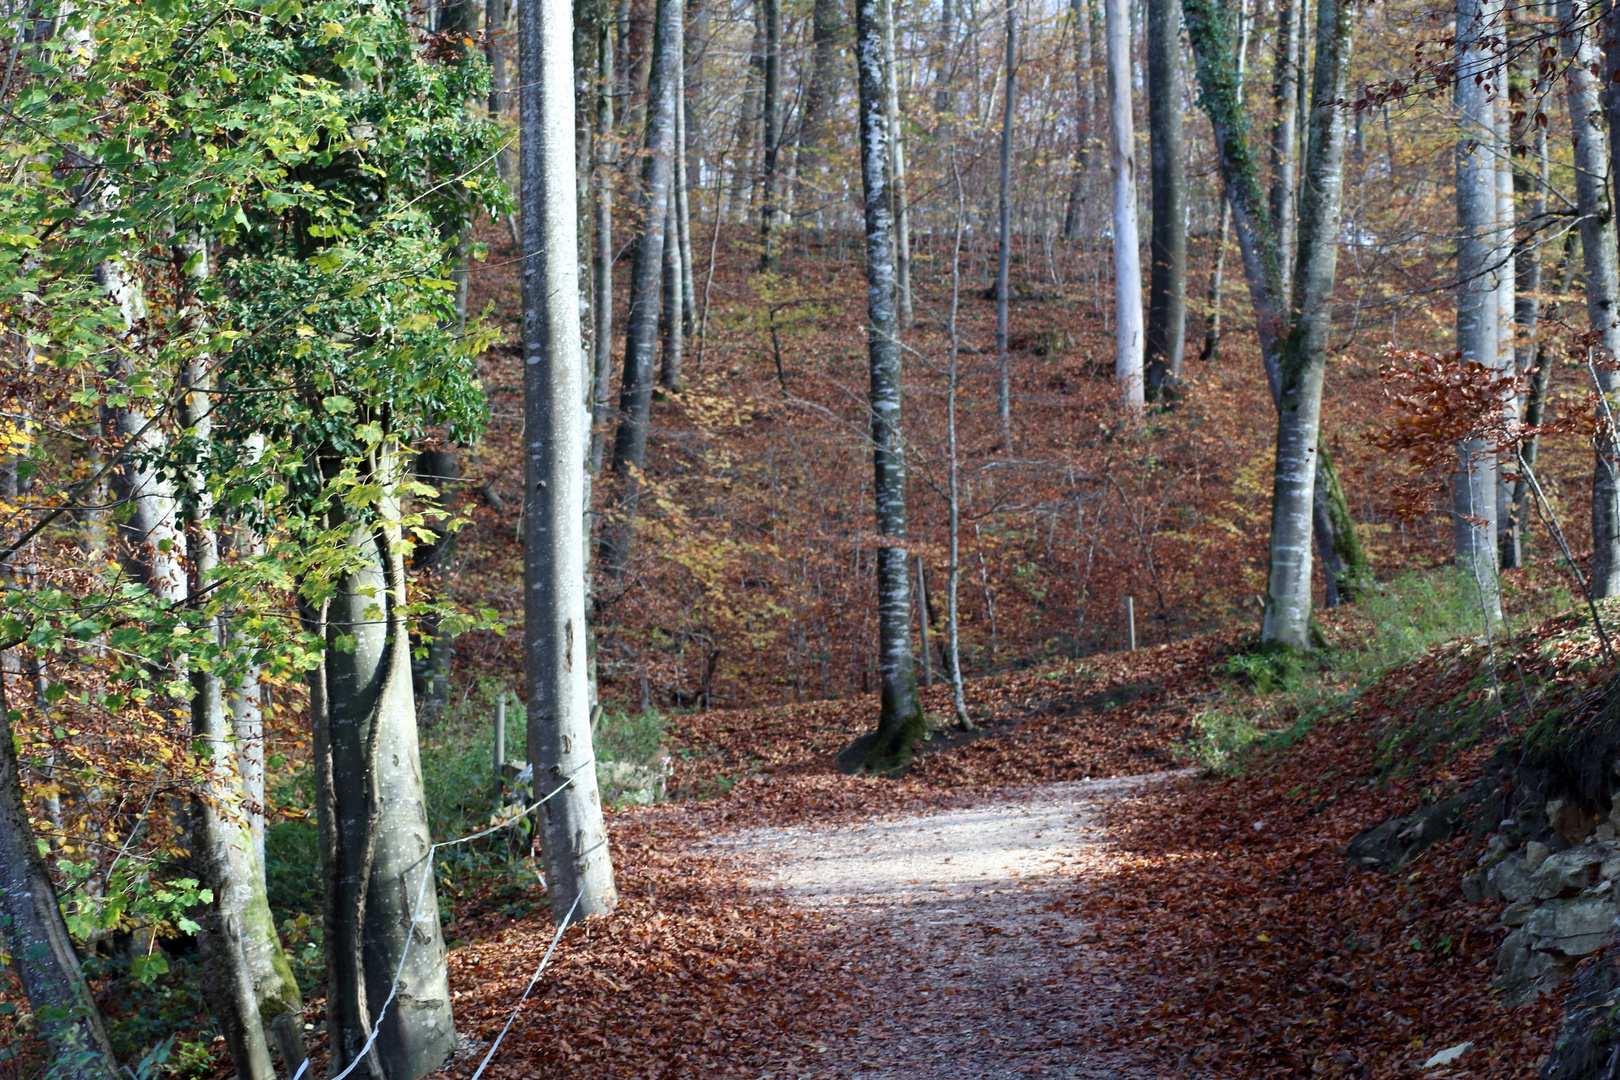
[{"left": 711, "top": 776, "right": 1180, "bottom": 1079}]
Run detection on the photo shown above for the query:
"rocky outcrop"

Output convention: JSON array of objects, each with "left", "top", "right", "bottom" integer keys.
[
  {"left": 1540, "top": 951, "right": 1620, "bottom": 1079},
  {"left": 1466, "top": 799, "right": 1620, "bottom": 1005}
]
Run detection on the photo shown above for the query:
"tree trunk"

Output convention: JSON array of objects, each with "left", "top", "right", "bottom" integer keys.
[
  {"left": 759, "top": 0, "right": 781, "bottom": 270},
  {"left": 179, "top": 346, "right": 303, "bottom": 1080},
  {"left": 1509, "top": 112, "right": 1549, "bottom": 549},
  {"left": 1454, "top": 0, "right": 1502, "bottom": 616},
  {"left": 410, "top": 448, "right": 459, "bottom": 716},
  {"left": 0, "top": 673, "right": 119, "bottom": 1080},
  {"left": 675, "top": 45, "right": 697, "bottom": 333},
  {"left": 1259, "top": 0, "right": 1352, "bottom": 649},
  {"left": 935, "top": 0, "right": 955, "bottom": 117},
  {"left": 1063, "top": 0, "right": 1094, "bottom": 240},
  {"left": 883, "top": 0, "right": 912, "bottom": 328},
  {"left": 1561, "top": 0, "right": 1620, "bottom": 596},
  {"left": 590, "top": 2, "right": 615, "bottom": 477},
  {"left": 602, "top": 0, "right": 679, "bottom": 577},
  {"left": 1268, "top": 0, "right": 1300, "bottom": 288},
  {"left": 995, "top": 0, "right": 1015, "bottom": 447},
  {"left": 1145, "top": 0, "right": 1186, "bottom": 397},
  {"left": 946, "top": 163, "right": 973, "bottom": 730},
  {"left": 1494, "top": 85, "right": 1519, "bottom": 569},
  {"left": 800, "top": 0, "right": 842, "bottom": 189},
  {"left": 317, "top": 459, "right": 456, "bottom": 1079},
  {"left": 1199, "top": 0, "right": 1248, "bottom": 365},
  {"left": 520, "top": 0, "right": 620, "bottom": 922},
  {"left": 660, "top": 183, "right": 685, "bottom": 389},
  {"left": 852, "top": 0, "right": 926, "bottom": 771},
  {"left": 1104, "top": 0, "right": 1144, "bottom": 416}
]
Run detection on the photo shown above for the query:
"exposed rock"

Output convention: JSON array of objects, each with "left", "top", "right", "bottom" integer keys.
[
  {"left": 1602, "top": 852, "right": 1620, "bottom": 882},
  {"left": 1550, "top": 799, "right": 1598, "bottom": 845},
  {"left": 1540, "top": 950, "right": 1620, "bottom": 1079},
  {"left": 1532, "top": 845, "right": 1613, "bottom": 899},
  {"left": 1491, "top": 855, "right": 1534, "bottom": 903},
  {"left": 1496, "top": 928, "right": 1582, "bottom": 1006},
  {"left": 1346, "top": 793, "right": 1478, "bottom": 871},
  {"left": 1598, "top": 824, "right": 1617, "bottom": 843},
  {"left": 1529, "top": 841, "right": 1553, "bottom": 873},
  {"left": 1462, "top": 869, "right": 1495, "bottom": 904},
  {"left": 1523, "top": 893, "right": 1618, "bottom": 956},
  {"left": 1501, "top": 897, "right": 1537, "bottom": 927}
]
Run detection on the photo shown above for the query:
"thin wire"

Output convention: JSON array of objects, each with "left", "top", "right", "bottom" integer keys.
[
  {"left": 291, "top": 757, "right": 595, "bottom": 1080},
  {"left": 468, "top": 891, "right": 584, "bottom": 1080}
]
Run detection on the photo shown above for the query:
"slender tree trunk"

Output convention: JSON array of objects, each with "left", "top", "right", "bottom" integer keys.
[
  {"left": 0, "top": 673, "right": 118, "bottom": 1080},
  {"left": 759, "top": 0, "right": 782, "bottom": 270},
  {"left": 177, "top": 324, "right": 303, "bottom": 1080},
  {"left": 660, "top": 183, "right": 684, "bottom": 389},
  {"left": 853, "top": 0, "right": 926, "bottom": 770},
  {"left": 1494, "top": 86, "right": 1519, "bottom": 568},
  {"left": 1269, "top": 0, "right": 1300, "bottom": 288},
  {"left": 590, "top": 4, "right": 616, "bottom": 476},
  {"left": 409, "top": 448, "right": 459, "bottom": 716},
  {"left": 1104, "top": 0, "right": 1144, "bottom": 416},
  {"left": 520, "top": 0, "right": 619, "bottom": 921},
  {"left": 995, "top": 0, "right": 1015, "bottom": 446},
  {"left": 1455, "top": 0, "right": 1502, "bottom": 617},
  {"left": 1145, "top": 0, "right": 1186, "bottom": 397},
  {"left": 675, "top": 46, "right": 697, "bottom": 333},
  {"left": 947, "top": 160, "right": 972, "bottom": 729},
  {"left": 602, "top": 0, "right": 679, "bottom": 577},
  {"left": 1509, "top": 111, "right": 1549, "bottom": 545},
  {"left": 1561, "top": 0, "right": 1620, "bottom": 595},
  {"left": 883, "top": 0, "right": 912, "bottom": 328},
  {"left": 1199, "top": 0, "right": 1248, "bottom": 364},
  {"left": 1063, "top": 0, "right": 1095, "bottom": 240},
  {"left": 935, "top": 0, "right": 955, "bottom": 117}
]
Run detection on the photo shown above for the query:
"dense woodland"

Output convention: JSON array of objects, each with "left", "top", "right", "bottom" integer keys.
[{"left": 8, "top": 0, "right": 1620, "bottom": 1074}]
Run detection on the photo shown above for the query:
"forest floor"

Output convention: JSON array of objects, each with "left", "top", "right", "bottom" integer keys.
[{"left": 421, "top": 597, "right": 1597, "bottom": 1080}]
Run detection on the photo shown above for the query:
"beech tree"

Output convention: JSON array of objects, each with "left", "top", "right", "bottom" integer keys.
[
  {"left": 1559, "top": 0, "right": 1620, "bottom": 596},
  {"left": 1185, "top": 0, "right": 1356, "bottom": 649},
  {"left": 1104, "top": 0, "right": 1144, "bottom": 415},
  {"left": 1145, "top": 0, "right": 1186, "bottom": 396},
  {"left": 603, "top": 0, "right": 680, "bottom": 577},
  {"left": 995, "top": 0, "right": 1015, "bottom": 446},
  {"left": 1453, "top": 0, "right": 1502, "bottom": 615},
  {"left": 519, "top": 0, "right": 620, "bottom": 920}
]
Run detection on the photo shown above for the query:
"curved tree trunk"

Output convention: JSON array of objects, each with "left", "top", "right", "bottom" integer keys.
[
  {"left": 520, "top": 0, "right": 620, "bottom": 921},
  {"left": 1145, "top": 0, "right": 1186, "bottom": 397},
  {"left": 852, "top": 0, "right": 925, "bottom": 771},
  {"left": 317, "top": 452, "right": 456, "bottom": 1079},
  {"left": 1104, "top": 0, "right": 1143, "bottom": 416}
]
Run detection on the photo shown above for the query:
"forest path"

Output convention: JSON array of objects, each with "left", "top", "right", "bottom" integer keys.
[{"left": 710, "top": 775, "right": 1174, "bottom": 1079}]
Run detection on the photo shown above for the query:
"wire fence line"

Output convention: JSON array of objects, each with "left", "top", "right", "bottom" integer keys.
[{"left": 291, "top": 757, "right": 596, "bottom": 1080}]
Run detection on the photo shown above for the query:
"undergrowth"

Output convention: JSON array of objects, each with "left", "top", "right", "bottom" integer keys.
[{"left": 1187, "top": 567, "right": 1576, "bottom": 775}]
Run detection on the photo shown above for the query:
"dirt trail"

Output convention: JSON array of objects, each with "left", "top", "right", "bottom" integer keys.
[{"left": 712, "top": 776, "right": 1175, "bottom": 1079}]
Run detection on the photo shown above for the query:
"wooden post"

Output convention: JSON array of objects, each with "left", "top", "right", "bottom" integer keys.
[
  {"left": 917, "top": 556, "right": 933, "bottom": 686},
  {"left": 1125, "top": 595, "right": 1136, "bottom": 651},
  {"left": 493, "top": 693, "right": 506, "bottom": 796}
]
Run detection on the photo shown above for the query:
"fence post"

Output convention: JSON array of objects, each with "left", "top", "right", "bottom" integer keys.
[
  {"left": 1125, "top": 596, "right": 1136, "bottom": 652},
  {"left": 493, "top": 693, "right": 506, "bottom": 797}
]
